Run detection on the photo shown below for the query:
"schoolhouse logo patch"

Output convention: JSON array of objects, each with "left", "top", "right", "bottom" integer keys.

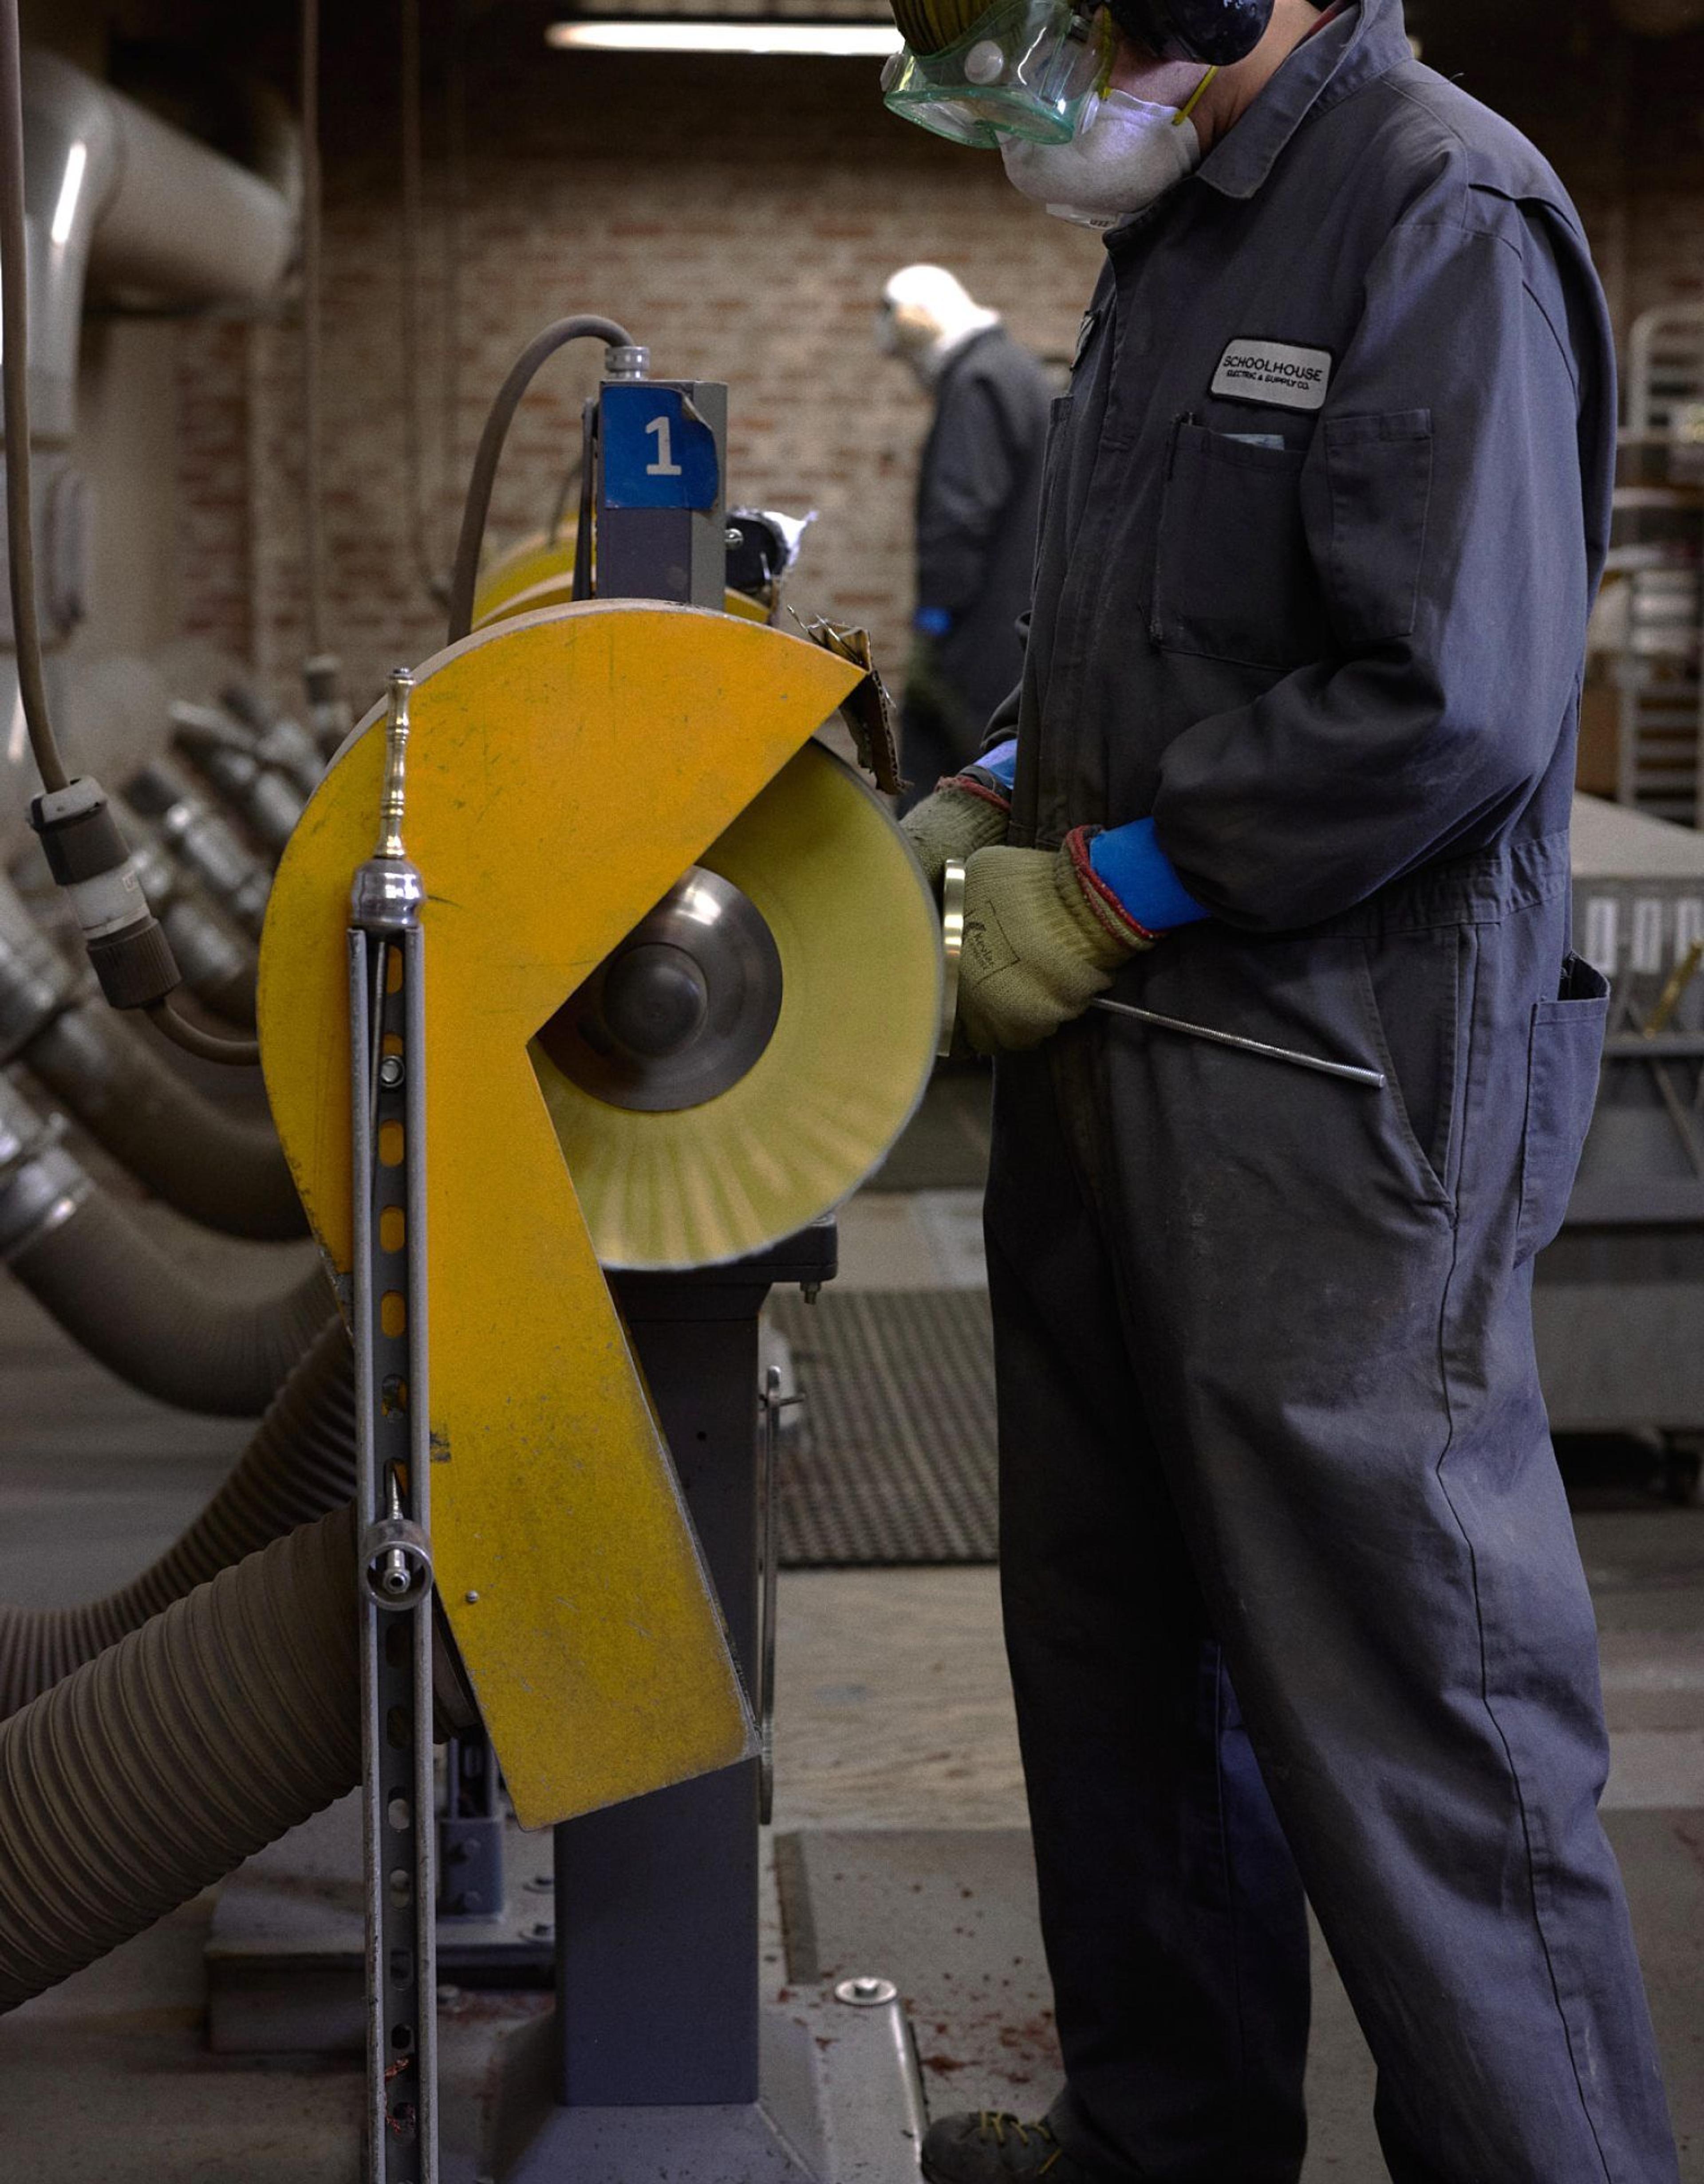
[{"left": 1211, "top": 338, "right": 1333, "bottom": 413}]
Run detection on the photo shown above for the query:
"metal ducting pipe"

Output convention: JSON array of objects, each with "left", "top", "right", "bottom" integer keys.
[
  {"left": 170, "top": 703, "right": 307, "bottom": 856},
  {"left": 4, "top": 53, "right": 298, "bottom": 779},
  {"left": 0, "top": 1314, "right": 352, "bottom": 1716},
  {"left": 0, "top": 1075, "right": 327, "bottom": 1415},
  {"left": 22, "top": 51, "right": 294, "bottom": 445},
  {"left": 0, "top": 1503, "right": 359, "bottom": 2015},
  {"left": 0, "top": 866, "right": 296, "bottom": 1237},
  {"left": 216, "top": 685, "right": 325, "bottom": 800},
  {"left": 123, "top": 760, "right": 272, "bottom": 939},
  {"left": 129, "top": 833, "right": 258, "bottom": 1031},
  {"left": 22, "top": 1003, "right": 303, "bottom": 1240}
]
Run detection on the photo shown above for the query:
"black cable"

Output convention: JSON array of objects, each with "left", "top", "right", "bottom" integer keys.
[
  {"left": 0, "top": 0, "right": 66, "bottom": 794},
  {"left": 146, "top": 1000, "right": 262, "bottom": 1068},
  {"left": 444, "top": 314, "right": 634, "bottom": 644},
  {"left": 546, "top": 454, "right": 584, "bottom": 545},
  {"left": 0, "top": 0, "right": 256, "bottom": 1066},
  {"left": 572, "top": 404, "right": 597, "bottom": 602}
]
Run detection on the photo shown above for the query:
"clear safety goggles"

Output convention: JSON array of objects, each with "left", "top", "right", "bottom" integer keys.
[{"left": 881, "top": 0, "right": 1112, "bottom": 149}]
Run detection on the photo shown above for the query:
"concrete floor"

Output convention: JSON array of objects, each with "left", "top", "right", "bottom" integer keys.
[{"left": 0, "top": 1145, "right": 1700, "bottom": 2178}]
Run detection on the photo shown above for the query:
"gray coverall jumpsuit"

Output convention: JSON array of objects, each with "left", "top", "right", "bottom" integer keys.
[
  {"left": 983, "top": 4, "right": 1680, "bottom": 2179},
  {"left": 905, "top": 325, "right": 1055, "bottom": 797}
]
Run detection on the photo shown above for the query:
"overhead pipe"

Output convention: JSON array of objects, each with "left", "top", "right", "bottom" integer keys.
[
  {"left": 0, "top": 1314, "right": 353, "bottom": 1716},
  {"left": 0, "top": 868, "right": 301, "bottom": 1239},
  {"left": 18, "top": 51, "right": 293, "bottom": 443},
  {"left": 0, "top": 1504, "right": 359, "bottom": 2015},
  {"left": 3, "top": 51, "right": 297, "bottom": 804}
]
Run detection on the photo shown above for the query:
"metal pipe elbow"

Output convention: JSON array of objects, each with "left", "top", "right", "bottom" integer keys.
[{"left": 22, "top": 1000, "right": 304, "bottom": 1240}]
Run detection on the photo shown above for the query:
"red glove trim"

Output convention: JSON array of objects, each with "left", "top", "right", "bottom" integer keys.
[
  {"left": 1065, "top": 826, "right": 1160, "bottom": 946},
  {"left": 943, "top": 775, "right": 1012, "bottom": 815}
]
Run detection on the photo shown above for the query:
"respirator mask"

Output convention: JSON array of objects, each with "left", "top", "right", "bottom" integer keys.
[{"left": 998, "top": 76, "right": 1214, "bottom": 226}]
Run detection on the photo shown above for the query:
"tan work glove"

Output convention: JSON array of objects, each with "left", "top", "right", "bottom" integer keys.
[
  {"left": 957, "top": 830, "right": 1154, "bottom": 1054},
  {"left": 901, "top": 779, "right": 1010, "bottom": 896}
]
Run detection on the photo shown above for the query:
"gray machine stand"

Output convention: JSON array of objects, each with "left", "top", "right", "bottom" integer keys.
[{"left": 488, "top": 1227, "right": 927, "bottom": 2184}]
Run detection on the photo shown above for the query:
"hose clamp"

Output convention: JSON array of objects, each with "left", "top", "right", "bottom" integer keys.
[
  {"left": 0, "top": 1126, "right": 91, "bottom": 1259},
  {"left": 361, "top": 1515, "right": 434, "bottom": 1609},
  {"left": 0, "top": 880, "right": 75, "bottom": 1062}
]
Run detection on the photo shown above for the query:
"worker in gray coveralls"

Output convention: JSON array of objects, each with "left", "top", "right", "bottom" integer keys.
[
  {"left": 882, "top": 0, "right": 1681, "bottom": 2180},
  {"left": 878, "top": 264, "right": 1055, "bottom": 809}
]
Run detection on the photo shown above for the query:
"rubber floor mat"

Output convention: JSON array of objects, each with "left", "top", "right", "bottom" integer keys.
[{"left": 768, "top": 1288, "right": 996, "bottom": 1566}]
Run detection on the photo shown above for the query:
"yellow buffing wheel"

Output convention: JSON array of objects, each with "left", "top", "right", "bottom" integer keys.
[{"left": 532, "top": 740, "right": 940, "bottom": 1271}]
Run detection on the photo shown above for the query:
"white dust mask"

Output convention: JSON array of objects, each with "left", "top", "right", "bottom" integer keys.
[{"left": 999, "top": 81, "right": 1208, "bottom": 229}]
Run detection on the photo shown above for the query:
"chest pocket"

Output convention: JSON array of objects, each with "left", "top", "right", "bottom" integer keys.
[{"left": 1150, "top": 422, "right": 1329, "bottom": 673}]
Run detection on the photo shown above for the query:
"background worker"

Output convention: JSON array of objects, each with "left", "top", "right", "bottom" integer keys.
[
  {"left": 877, "top": 264, "right": 1054, "bottom": 809},
  {"left": 886, "top": 0, "right": 1681, "bottom": 2180}
]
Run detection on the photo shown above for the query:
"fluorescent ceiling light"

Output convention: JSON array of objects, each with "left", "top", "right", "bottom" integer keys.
[
  {"left": 547, "top": 18, "right": 901, "bottom": 52},
  {"left": 50, "top": 141, "right": 87, "bottom": 248}
]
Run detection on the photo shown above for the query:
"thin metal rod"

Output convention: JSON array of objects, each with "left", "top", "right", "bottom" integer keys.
[
  {"left": 757, "top": 1368, "right": 784, "bottom": 1828},
  {"left": 441, "top": 0, "right": 465, "bottom": 569},
  {"left": 399, "top": 0, "right": 438, "bottom": 599},
  {"left": 1089, "top": 995, "right": 1386, "bottom": 1090},
  {"left": 402, "top": 920, "right": 438, "bottom": 2177},
  {"left": 348, "top": 931, "right": 387, "bottom": 2184},
  {"left": 300, "top": 0, "right": 327, "bottom": 657},
  {"left": 0, "top": 0, "right": 67, "bottom": 790}
]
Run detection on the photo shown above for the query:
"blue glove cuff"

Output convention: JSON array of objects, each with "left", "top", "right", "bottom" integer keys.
[
  {"left": 971, "top": 738, "right": 1018, "bottom": 793},
  {"left": 914, "top": 606, "right": 953, "bottom": 638},
  {"left": 1089, "top": 819, "right": 1208, "bottom": 933}
]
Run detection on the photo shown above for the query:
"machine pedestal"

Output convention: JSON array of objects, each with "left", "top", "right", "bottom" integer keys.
[{"left": 481, "top": 1992, "right": 925, "bottom": 2184}]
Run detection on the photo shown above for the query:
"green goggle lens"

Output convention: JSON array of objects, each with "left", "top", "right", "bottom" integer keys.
[{"left": 882, "top": 0, "right": 1106, "bottom": 148}]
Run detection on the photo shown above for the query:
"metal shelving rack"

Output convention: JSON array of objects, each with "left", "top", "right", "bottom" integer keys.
[{"left": 1612, "top": 306, "right": 1704, "bottom": 825}]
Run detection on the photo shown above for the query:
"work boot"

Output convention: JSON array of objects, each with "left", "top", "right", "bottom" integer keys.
[{"left": 920, "top": 2110, "right": 1104, "bottom": 2183}]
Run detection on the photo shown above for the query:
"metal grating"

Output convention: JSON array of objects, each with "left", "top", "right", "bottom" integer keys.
[{"left": 769, "top": 1288, "right": 997, "bottom": 1566}]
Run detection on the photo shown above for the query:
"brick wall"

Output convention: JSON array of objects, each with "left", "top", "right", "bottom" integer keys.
[
  {"left": 171, "top": 16, "right": 1704, "bottom": 714},
  {"left": 176, "top": 38, "right": 1101, "bottom": 712}
]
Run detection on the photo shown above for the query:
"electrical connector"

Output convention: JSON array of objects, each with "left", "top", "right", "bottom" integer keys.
[{"left": 28, "top": 775, "right": 181, "bottom": 1011}]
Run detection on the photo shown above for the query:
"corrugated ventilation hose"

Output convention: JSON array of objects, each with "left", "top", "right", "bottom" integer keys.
[
  {"left": 23, "top": 1000, "right": 304, "bottom": 1239},
  {"left": 0, "top": 1504, "right": 359, "bottom": 2014},
  {"left": 8, "top": 1186, "right": 331, "bottom": 1416},
  {"left": 0, "top": 1316, "right": 353, "bottom": 1717}
]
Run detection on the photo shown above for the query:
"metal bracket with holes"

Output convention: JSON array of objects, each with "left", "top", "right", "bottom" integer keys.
[{"left": 349, "top": 669, "right": 438, "bottom": 2184}]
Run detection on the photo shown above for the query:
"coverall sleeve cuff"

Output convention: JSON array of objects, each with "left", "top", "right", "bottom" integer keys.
[
  {"left": 1065, "top": 828, "right": 1159, "bottom": 946},
  {"left": 1086, "top": 818, "right": 1209, "bottom": 934},
  {"left": 969, "top": 737, "right": 1018, "bottom": 791}
]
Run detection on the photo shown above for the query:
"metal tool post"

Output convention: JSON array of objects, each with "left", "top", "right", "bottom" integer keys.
[
  {"left": 757, "top": 1365, "right": 801, "bottom": 1827},
  {"left": 350, "top": 667, "right": 438, "bottom": 2184}
]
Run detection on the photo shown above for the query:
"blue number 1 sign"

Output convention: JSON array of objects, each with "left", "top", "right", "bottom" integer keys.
[{"left": 602, "top": 384, "right": 720, "bottom": 512}]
